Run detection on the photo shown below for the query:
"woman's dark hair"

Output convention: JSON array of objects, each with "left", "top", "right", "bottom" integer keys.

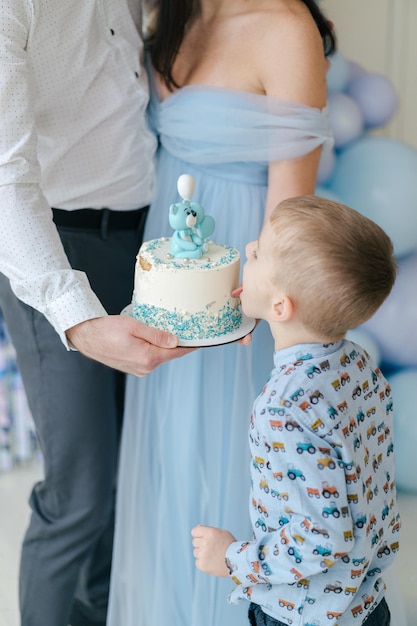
[
  {"left": 302, "top": 0, "right": 337, "bottom": 56},
  {"left": 147, "top": 0, "right": 337, "bottom": 90}
]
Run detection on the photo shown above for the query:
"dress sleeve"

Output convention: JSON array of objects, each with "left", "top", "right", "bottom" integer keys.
[{"left": 158, "top": 88, "right": 333, "bottom": 165}]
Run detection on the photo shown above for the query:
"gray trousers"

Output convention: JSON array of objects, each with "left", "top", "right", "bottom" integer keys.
[{"left": 0, "top": 214, "right": 147, "bottom": 626}]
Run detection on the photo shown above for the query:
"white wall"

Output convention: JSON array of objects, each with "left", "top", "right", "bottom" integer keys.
[{"left": 321, "top": 0, "right": 417, "bottom": 147}]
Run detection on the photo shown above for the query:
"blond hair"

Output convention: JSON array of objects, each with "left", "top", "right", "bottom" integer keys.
[{"left": 269, "top": 195, "right": 397, "bottom": 339}]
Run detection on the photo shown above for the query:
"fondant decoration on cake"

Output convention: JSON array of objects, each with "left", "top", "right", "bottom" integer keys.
[
  {"left": 169, "top": 174, "right": 215, "bottom": 259},
  {"left": 131, "top": 174, "right": 243, "bottom": 342}
]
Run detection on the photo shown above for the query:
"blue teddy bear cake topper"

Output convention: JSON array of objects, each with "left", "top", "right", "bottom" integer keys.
[{"left": 169, "top": 174, "right": 215, "bottom": 259}]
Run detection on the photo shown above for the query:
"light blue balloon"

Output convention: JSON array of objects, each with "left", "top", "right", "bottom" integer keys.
[
  {"left": 348, "top": 72, "right": 398, "bottom": 129},
  {"left": 347, "top": 60, "right": 367, "bottom": 82},
  {"left": 314, "top": 185, "right": 343, "bottom": 203},
  {"left": 361, "top": 252, "right": 417, "bottom": 368},
  {"left": 388, "top": 368, "right": 417, "bottom": 493},
  {"left": 329, "top": 136, "right": 417, "bottom": 256},
  {"left": 328, "top": 92, "right": 364, "bottom": 148},
  {"left": 327, "top": 51, "right": 350, "bottom": 93},
  {"left": 317, "top": 146, "right": 336, "bottom": 184}
]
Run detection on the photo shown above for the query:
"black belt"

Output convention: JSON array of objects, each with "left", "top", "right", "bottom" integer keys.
[{"left": 52, "top": 207, "right": 149, "bottom": 231}]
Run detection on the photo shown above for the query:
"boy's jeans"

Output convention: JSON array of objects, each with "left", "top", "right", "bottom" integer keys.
[{"left": 248, "top": 597, "right": 390, "bottom": 626}]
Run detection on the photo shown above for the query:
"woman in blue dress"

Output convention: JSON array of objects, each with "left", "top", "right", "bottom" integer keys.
[{"left": 108, "top": 2, "right": 335, "bottom": 625}]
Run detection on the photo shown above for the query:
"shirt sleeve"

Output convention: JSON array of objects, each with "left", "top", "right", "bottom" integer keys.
[
  {"left": 0, "top": 2, "right": 107, "bottom": 348},
  {"left": 225, "top": 406, "right": 355, "bottom": 587}
]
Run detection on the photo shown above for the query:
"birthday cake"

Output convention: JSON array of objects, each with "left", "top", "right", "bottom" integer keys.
[{"left": 131, "top": 175, "right": 242, "bottom": 342}]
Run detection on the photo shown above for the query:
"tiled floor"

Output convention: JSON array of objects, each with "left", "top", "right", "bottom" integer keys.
[{"left": 0, "top": 462, "right": 415, "bottom": 626}]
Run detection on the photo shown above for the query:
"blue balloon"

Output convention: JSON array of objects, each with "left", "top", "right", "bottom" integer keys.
[
  {"left": 347, "top": 60, "right": 367, "bottom": 82},
  {"left": 328, "top": 92, "right": 364, "bottom": 148},
  {"left": 361, "top": 252, "right": 417, "bottom": 368},
  {"left": 317, "top": 146, "right": 336, "bottom": 184},
  {"left": 329, "top": 136, "right": 417, "bottom": 256},
  {"left": 387, "top": 368, "right": 417, "bottom": 493},
  {"left": 314, "top": 185, "right": 343, "bottom": 203},
  {"left": 327, "top": 51, "right": 350, "bottom": 93},
  {"left": 348, "top": 72, "right": 398, "bottom": 129}
]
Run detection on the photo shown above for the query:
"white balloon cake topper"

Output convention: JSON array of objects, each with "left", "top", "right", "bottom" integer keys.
[
  {"left": 168, "top": 174, "right": 215, "bottom": 259},
  {"left": 177, "top": 173, "right": 196, "bottom": 202}
]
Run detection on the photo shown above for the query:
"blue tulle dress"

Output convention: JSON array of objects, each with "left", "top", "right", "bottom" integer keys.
[{"left": 108, "top": 84, "right": 332, "bottom": 626}]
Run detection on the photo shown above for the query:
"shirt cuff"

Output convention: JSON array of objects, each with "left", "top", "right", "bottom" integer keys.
[
  {"left": 45, "top": 280, "right": 108, "bottom": 350},
  {"left": 225, "top": 540, "right": 257, "bottom": 585}
]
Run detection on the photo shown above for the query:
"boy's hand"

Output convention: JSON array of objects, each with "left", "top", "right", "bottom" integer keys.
[{"left": 191, "top": 525, "right": 236, "bottom": 577}]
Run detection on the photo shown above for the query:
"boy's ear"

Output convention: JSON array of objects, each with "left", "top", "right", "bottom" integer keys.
[{"left": 271, "top": 295, "right": 294, "bottom": 323}]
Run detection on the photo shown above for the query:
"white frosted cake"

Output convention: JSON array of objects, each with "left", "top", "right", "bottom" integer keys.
[
  {"left": 132, "top": 238, "right": 242, "bottom": 341},
  {"left": 131, "top": 174, "right": 242, "bottom": 342}
]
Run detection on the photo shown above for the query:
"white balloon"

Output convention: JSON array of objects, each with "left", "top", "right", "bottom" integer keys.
[{"left": 177, "top": 174, "right": 195, "bottom": 201}]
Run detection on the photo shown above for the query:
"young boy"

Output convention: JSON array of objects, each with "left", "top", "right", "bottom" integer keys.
[{"left": 192, "top": 196, "right": 399, "bottom": 626}]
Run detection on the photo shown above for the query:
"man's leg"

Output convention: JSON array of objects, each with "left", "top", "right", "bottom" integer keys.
[
  {"left": 0, "top": 286, "right": 122, "bottom": 626},
  {"left": 0, "top": 223, "right": 144, "bottom": 626},
  {"left": 66, "top": 224, "right": 146, "bottom": 626}
]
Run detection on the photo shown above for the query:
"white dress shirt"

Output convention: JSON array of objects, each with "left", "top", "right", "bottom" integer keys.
[{"left": 0, "top": 0, "right": 157, "bottom": 345}]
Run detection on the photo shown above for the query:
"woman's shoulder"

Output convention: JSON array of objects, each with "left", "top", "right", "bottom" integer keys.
[{"left": 246, "top": 0, "right": 329, "bottom": 107}]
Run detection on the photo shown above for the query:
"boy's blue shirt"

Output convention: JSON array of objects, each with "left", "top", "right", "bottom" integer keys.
[{"left": 226, "top": 340, "right": 399, "bottom": 626}]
